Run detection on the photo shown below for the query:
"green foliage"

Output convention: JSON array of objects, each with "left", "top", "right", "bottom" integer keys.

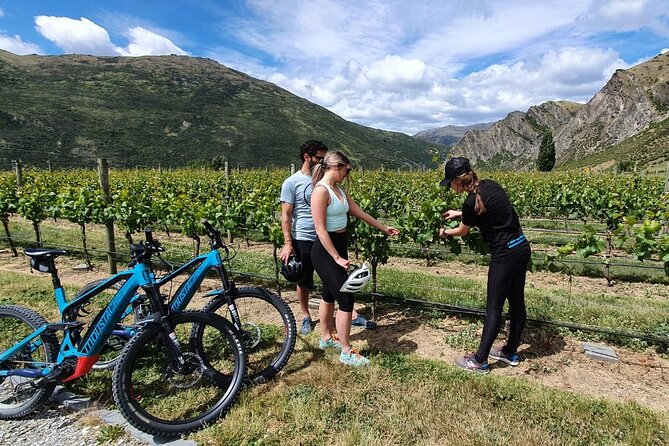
[
  {"left": 96, "top": 425, "right": 125, "bottom": 444},
  {"left": 536, "top": 131, "right": 556, "bottom": 172},
  {"left": 1, "top": 167, "right": 668, "bottom": 277},
  {"left": 616, "top": 160, "right": 635, "bottom": 172}
]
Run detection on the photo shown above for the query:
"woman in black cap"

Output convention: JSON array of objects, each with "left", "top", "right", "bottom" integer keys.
[{"left": 439, "top": 157, "right": 531, "bottom": 374}]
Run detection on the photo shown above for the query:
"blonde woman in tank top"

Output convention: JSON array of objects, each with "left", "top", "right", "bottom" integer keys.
[{"left": 310, "top": 151, "right": 399, "bottom": 367}]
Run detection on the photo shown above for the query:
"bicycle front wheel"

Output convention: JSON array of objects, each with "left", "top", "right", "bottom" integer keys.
[
  {"left": 111, "top": 311, "right": 246, "bottom": 437},
  {"left": 203, "top": 286, "right": 296, "bottom": 384},
  {"left": 0, "top": 305, "right": 59, "bottom": 419}
]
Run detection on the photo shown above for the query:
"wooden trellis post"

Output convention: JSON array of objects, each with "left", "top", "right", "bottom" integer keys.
[{"left": 98, "top": 158, "right": 117, "bottom": 274}]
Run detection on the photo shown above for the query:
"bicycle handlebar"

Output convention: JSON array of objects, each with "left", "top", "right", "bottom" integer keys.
[
  {"left": 128, "top": 227, "right": 164, "bottom": 266},
  {"left": 200, "top": 219, "right": 226, "bottom": 250}
]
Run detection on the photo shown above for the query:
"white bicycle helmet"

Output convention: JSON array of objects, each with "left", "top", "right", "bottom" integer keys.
[{"left": 339, "top": 263, "right": 371, "bottom": 293}]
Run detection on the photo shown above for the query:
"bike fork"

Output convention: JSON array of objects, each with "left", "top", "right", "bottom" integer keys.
[{"left": 161, "top": 320, "right": 187, "bottom": 371}]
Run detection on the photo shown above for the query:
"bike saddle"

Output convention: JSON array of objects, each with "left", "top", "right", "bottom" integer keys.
[{"left": 24, "top": 248, "right": 68, "bottom": 258}]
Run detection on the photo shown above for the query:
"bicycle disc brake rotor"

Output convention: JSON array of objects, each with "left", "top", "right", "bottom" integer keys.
[
  {"left": 241, "top": 322, "right": 261, "bottom": 349},
  {"left": 164, "top": 352, "right": 205, "bottom": 389}
]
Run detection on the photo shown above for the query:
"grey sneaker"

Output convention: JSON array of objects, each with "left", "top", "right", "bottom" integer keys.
[
  {"left": 300, "top": 317, "right": 313, "bottom": 334},
  {"left": 455, "top": 353, "right": 490, "bottom": 374},
  {"left": 339, "top": 348, "right": 370, "bottom": 367},
  {"left": 489, "top": 347, "right": 520, "bottom": 366},
  {"left": 319, "top": 334, "right": 342, "bottom": 350},
  {"left": 351, "top": 315, "right": 377, "bottom": 329}
]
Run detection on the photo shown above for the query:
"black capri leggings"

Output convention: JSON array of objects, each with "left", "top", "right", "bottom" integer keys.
[
  {"left": 474, "top": 242, "right": 531, "bottom": 363},
  {"left": 311, "top": 231, "right": 355, "bottom": 312}
]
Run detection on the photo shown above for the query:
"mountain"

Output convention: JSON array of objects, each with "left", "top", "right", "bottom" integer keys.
[
  {"left": 452, "top": 101, "right": 581, "bottom": 170},
  {"left": 413, "top": 122, "right": 494, "bottom": 146},
  {"left": 0, "top": 50, "right": 435, "bottom": 169},
  {"left": 451, "top": 52, "right": 669, "bottom": 170}
]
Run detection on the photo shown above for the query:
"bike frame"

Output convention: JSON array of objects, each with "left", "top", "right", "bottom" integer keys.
[
  {"left": 160, "top": 248, "right": 232, "bottom": 312},
  {"left": 0, "top": 260, "right": 159, "bottom": 381}
]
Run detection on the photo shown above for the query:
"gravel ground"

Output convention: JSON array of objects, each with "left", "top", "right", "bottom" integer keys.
[
  {"left": 0, "top": 403, "right": 147, "bottom": 446},
  {"left": 0, "top": 387, "right": 198, "bottom": 446}
]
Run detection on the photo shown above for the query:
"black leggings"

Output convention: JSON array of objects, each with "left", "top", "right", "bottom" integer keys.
[
  {"left": 311, "top": 232, "right": 355, "bottom": 312},
  {"left": 474, "top": 242, "right": 531, "bottom": 363}
]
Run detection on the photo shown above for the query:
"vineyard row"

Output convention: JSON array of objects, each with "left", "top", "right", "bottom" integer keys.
[{"left": 0, "top": 166, "right": 667, "bottom": 281}]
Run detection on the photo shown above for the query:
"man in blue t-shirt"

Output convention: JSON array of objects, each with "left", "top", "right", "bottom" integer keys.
[{"left": 280, "top": 140, "right": 376, "bottom": 334}]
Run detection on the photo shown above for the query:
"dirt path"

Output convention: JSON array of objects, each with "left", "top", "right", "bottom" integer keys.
[
  {"left": 276, "top": 289, "right": 669, "bottom": 414},
  {"left": 1, "top": 248, "right": 667, "bottom": 415}
]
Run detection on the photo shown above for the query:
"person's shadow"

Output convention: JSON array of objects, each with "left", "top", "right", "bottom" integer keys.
[
  {"left": 490, "top": 320, "right": 567, "bottom": 370},
  {"left": 350, "top": 309, "right": 422, "bottom": 354}
]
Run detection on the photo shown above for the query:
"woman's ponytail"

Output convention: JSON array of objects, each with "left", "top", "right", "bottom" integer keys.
[{"left": 459, "top": 171, "right": 486, "bottom": 215}]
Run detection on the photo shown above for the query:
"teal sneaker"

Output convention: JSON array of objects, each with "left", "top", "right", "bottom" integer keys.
[
  {"left": 339, "top": 348, "right": 370, "bottom": 367},
  {"left": 319, "top": 334, "right": 342, "bottom": 351}
]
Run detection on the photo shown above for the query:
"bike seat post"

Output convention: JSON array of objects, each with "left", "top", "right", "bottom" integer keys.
[{"left": 48, "top": 259, "right": 62, "bottom": 291}]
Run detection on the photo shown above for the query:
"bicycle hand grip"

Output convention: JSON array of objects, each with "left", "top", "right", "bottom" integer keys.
[
  {"left": 200, "top": 219, "right": 215, "bottom": 232},
  {"left": 144, "top": 226, "right": 154, "bottom": 243}
]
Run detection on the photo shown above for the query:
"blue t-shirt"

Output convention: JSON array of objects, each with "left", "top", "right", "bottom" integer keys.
[{"left": 280, "top": 171, "right": 316, "bottom": 241}]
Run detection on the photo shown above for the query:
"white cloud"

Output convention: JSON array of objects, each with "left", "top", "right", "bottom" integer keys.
[
  {"left": 363, "top": 56, "right": 429, "bottom": 88},
  {"left": 125, "top": 27, "right": 187, "bottom": 56},
  {"left": 539, "top": 47, "right": 626, "bottom": 87},
  {"left": 34, "top": 16, "right": 186, "bottom": 57},
  {"left": 35, "top": 16, "right": 122, "bottom": 55},
  {"left": 210, "top": 0, "right": 669, "bottom": 133},
  {"left": 0, "top": 33, "right": 42, "bottom": 55},
  {"left": 584, "top": 0, "right": 669, "bottom": 35}
]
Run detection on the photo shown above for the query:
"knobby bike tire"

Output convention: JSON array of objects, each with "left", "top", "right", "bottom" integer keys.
[
  {"left": 111, "top": 311, "right": 246, "bottom": 438},
  {"left": 202, "top": 286, "right": 297, "bottom": 384},
  {"left": 0, "top": 305, "right": 60, "bottom": 419}
]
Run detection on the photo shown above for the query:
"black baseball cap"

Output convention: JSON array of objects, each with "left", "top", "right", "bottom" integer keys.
[{"left": 439, "top": 157, "right": 471, "bottom": 188}]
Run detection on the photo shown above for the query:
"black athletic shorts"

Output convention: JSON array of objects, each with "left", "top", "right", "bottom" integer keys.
[{"left": 293, "top": 239, "right": 315, "bottom": 289}]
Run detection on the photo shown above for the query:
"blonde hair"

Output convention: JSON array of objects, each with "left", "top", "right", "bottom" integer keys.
[
  {"left": 457, "top": 171, "right": 486, "bottom": 215},
  {"left": 311, "top": 151, "right": 351, "bottom": 187}
]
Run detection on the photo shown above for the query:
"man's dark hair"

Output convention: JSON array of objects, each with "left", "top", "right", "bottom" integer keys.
[{"left": 299, "top": 140, "right": 328, "bottom": 161}]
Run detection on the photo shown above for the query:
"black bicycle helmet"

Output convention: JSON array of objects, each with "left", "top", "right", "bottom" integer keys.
[{"left": 281, "top": 255, "right": 307, "bottom": 282}]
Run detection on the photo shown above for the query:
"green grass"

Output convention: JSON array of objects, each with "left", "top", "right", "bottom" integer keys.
[
  {"left": 0, "top": 256, "right": 667, "bottom": 444},
  {"left": 189, "top": 352, "right": 669, "bottom": 445}
]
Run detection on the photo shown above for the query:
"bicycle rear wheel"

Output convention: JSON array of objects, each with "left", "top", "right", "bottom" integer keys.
[
  {"left": 111, "top": 311, "right": 246, "bottom": 437},
  {"left": 203, "top": 286, "right": 296, "bottom": 384},
  {"left": 0, "top": 305, "right": 59, "bottom": 419}
]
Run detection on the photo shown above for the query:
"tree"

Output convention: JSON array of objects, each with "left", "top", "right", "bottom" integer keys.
[{"left": 536, "top": 131, "right": 556, "bottom": 172}]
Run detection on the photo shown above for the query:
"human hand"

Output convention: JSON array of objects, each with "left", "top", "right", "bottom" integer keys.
[
  {"left": 385, "top": 226, "right": 400, "bottom": 236},
  {"left": 279, "top": 243, "right": 294, "bottom": 264},
  {"left": 438, "top": 228, "right": 450, "bottom": 239},
  {"left": 335, "top": 256, "right": 350, "bottom": 269},
  {"left": 442, "top": 210, "right": 461, "bottom": 220}
]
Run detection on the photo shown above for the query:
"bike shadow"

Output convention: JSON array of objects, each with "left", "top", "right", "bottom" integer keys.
[{"left": 282, "top": 334, "right": 328, "bottom": 376}]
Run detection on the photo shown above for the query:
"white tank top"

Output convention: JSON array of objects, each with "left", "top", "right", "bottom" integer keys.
[{"left": 316, "top": 180, "right": 349, "bottom": 231}]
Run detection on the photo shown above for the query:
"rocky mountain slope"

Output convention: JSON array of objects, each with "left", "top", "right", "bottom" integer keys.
[
  {"left": 450, "top": 51, "right": 669, "bottom": 170},
  {"left": 413, "top": 123, "right": 493, "bottom": 146},
  {"left": 452, "top": 101, "right": 581, "bottom": 170}
]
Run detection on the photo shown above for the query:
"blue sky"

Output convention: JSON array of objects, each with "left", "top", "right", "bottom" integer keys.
[{"left": 1, "top": 0, "right": 668, "bottom": 134}]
